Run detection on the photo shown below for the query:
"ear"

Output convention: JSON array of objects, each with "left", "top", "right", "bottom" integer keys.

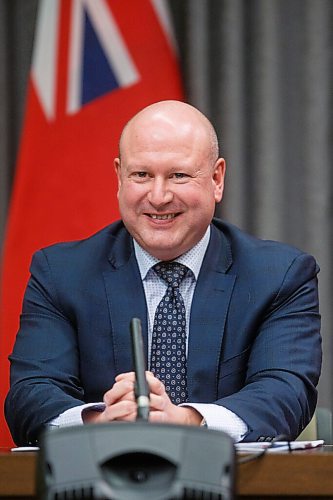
[
  {"left": 114, "top": 158, "right": 122, "bottom": 191},
  {"left": 213, "top": 158, "right": 226, "bottom": 203}
]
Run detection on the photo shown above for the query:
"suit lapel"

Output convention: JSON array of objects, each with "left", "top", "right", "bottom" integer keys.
[
  {"left": 103, "top": 230, "right": 148, "bottom": 376},
  {"left": 187, "top": 224, "right": 236, "bottom": 402}
]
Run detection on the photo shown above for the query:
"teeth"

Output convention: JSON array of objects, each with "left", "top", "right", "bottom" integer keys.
[{"left": 150, "top": 214, "right": 175, "bottom": 220}]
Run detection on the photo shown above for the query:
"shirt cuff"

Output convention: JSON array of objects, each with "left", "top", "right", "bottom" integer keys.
[
  {"left": 49, "top": 402, "right": 248, "bottom": 442},
  {"left": 182, "top": 403, "right": 248, "bottom": 442},
  {"left": 48, "top": 403, "right": 106, "bottom": 427}
]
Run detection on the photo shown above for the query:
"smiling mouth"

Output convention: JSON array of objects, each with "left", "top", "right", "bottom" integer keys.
[{"left": 147, "top": 213, "right": 178, "bottom": 220}]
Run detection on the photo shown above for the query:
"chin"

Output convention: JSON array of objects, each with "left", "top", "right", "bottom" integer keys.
[
  {"left": 142, "top": 242, "right": 180, "bottom": 261},
  {"left": 152, "top": 242, "right": 189, "bottom": 261}
]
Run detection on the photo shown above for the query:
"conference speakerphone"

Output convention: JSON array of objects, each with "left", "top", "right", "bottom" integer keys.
[{"left": 37, "top": 421, "right": 235, "bottom": 499}]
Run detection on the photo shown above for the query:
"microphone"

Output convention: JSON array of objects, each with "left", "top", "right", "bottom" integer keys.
[{"left": 130, "top": 318, "right": 150, "bottom": 421}]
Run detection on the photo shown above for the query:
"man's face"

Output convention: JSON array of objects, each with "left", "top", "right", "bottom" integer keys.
[{"left": 115, "top": 114, "right": 225, "bottom": 261}]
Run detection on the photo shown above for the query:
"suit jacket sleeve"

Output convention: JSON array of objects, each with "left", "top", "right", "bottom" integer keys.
[
  {"left": 5, "top": 223, "right": 144, "bottom": 446},
  {"left": 5, "top": 248, "right": 85, "bottom": 445},
  {"left": 215, "top": 251, "right": 321, "bottom": 441}
]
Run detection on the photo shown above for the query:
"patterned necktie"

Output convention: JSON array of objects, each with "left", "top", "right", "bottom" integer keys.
[{"left": 150, "top": 261, "right": 189, "bottom": 405}]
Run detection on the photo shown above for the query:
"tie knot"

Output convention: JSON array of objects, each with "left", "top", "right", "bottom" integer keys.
[{"left": 153, "top": 261, "right": 189, "bottom": 288}]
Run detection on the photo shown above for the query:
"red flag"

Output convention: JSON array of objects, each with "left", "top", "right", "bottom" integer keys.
[{"left": 0, "top": 0, "right": 183, "bottom": 446}]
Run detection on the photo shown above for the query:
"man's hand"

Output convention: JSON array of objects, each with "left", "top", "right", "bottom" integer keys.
[
  {"left": 82, "top": 371, "right": 202, "bottom": 426},
  {"left": 82, "top": 375, "right": 137, "bottom": 423},
  {"left": 117, "top": 371, "right": 202, "bottom": 426}
]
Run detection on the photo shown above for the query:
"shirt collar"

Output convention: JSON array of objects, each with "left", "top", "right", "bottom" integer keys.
[{"left": 134, "top": 226, "right": 211, "bottom": 281}]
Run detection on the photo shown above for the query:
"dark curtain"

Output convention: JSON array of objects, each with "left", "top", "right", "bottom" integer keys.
[{"left": 0, "top": 0, "right": 38, "bottom": 247}]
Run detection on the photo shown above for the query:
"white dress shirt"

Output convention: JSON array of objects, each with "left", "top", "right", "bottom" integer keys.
[{"left": 50, "top": 227, "right": 247, "bottom": 441}]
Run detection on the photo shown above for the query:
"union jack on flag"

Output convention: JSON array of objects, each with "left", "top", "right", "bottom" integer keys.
[
  {"left": 33, "top": 0, "right": 142, "bottom": 119},
  {"left": 0, "top": 0, "right": 183, "bottom": 447}
]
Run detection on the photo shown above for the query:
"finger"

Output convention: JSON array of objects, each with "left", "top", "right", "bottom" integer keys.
[
  {"left": 148, "top": 392, "right": 167, "bottom": 411},
  {"left": 148, "top": 410, "right": 167, "bottom": 424},
  {"left": 115, "top": 371, "right": 165, "bottom": 399},
  {"left": 115, "top": 370, "right": 153, "bottom": 382},
  {"left": 104, "top": 379, "right": 134, "bottom": 406},
  {"left": 145, "top": 372, "right": 165, "bottom": 395},
  {"left": 117, "top": 392, "right": 136, "bottom": 403},
  {"left": 102, "top": 400, "right": 137, "bottom": 422},
  {"left": 115, "top": 371, "right": 135, "bottom": 382},
  {"left": 148, "top": 405, "right": 189, "bottom": 426}
]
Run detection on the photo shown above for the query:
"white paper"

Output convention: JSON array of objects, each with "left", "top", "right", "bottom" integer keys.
[{"left": 236, "top": 439, "right": 324, "bottom": 453}]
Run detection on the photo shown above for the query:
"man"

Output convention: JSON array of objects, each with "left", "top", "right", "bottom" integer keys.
[{"left": 6, "top": 100, "right": 321, "bottom": 446}]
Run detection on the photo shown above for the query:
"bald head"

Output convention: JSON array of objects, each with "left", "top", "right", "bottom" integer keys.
[
  {"left": 119, "top": 100, "right": 219, "bottom": 166},
  {"left": 114, "top": 99, "right": 226, "bottom": 260}
]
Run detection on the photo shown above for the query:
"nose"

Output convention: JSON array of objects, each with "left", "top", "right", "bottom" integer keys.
[{"left": 147, "top": 178, "right": 173, "bottom": 207}]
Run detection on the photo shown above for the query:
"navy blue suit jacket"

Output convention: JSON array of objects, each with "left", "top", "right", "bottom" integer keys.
[{"left": 6, "top": 219, "right": 321, "bottom": 445}]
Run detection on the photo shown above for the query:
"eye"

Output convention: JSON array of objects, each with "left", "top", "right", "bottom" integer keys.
[
  {"left": 171, "top": 173, "right": 189, "bottom": 180},
  {"left": 131, "top": 171, "right": 148, "bottom": 180}
]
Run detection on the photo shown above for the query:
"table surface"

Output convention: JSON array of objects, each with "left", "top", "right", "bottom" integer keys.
[{"left": 1, "top": 445, "right": 333, "bottom": 498}]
